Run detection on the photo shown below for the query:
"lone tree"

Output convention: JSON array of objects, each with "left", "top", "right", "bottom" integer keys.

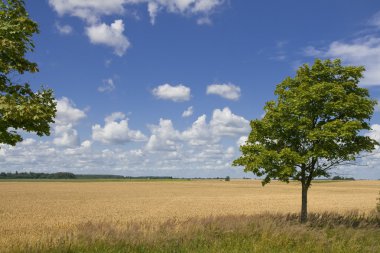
[
  {"left": 0, "top": 0, "right": 56, "bottom": 146},
  {"left": 233, "top": 59, "right": 378, "bottom": 222}
]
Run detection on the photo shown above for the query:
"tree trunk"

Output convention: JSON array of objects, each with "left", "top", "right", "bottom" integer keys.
[{"left": 300, "top": 182, "right": 308, "bottom": 223}]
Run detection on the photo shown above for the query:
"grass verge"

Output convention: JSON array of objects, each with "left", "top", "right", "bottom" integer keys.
[{"left": 7, "top": 212, "right": 380, "bottom": 253}]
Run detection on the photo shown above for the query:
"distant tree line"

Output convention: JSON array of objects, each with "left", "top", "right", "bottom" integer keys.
[
  {"left": 0, "top": 171, "right": 76, "bottom": 179},
  {"left": 0, "top": 172, "right": 175, "bottom": 180},
  {"left": 0, "top": 172, "right": 367, "bottom": 181},
  {"left": 123, "top": 176, "right": 173, "bottom": 180},
  {"left": 331, "top": 176, "right": 355, "bottom": 181}
]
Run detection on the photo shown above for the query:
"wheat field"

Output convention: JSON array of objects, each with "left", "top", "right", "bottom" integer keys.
[{"left": 0, "top": 179, "right": 379, "bottom": 250}]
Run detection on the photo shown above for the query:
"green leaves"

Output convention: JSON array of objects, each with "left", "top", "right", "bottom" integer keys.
[
  {"left": 234, "top": 59, "right": 378, "bottom": 186},
  {"left": 0, "top": 0, "right": 38, "bottom": 74},
  {"left": 0, "top": 0, "right": 56, "bottom": 146}
]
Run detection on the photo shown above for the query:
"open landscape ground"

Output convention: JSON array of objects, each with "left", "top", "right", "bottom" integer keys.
[{"left": 0, "top": 180, "right": 379, "bottom": 252}]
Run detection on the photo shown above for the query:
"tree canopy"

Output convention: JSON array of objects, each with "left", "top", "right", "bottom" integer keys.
[
  {"left": 233, "top": 59, "right": 378, "bottom": 222},
  {"left": 0, "top": 0, "right": 56, "bottom": 145}
]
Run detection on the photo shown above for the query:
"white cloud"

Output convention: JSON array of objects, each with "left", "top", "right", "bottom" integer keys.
[
  {"left": 21, "top": 138, "right": 36, "bottom": 146},
  {"left": 86, "top": 20, "right": 130, "bottom": 56},
  {"left": 148, "top": 2, "right": 159, "bottom": 24},
  {"left": 194, "top": 0, "right": 223, "bottom": 12},
  {"left": 148, "top": 107, "right": 249, "bottom": 150},
  {"left": 49, "top": 0, "right": 225, "bottom": 55},
  {"left": 81, "top": 140, "right": 92, "bottom": 149},
  {"left": 306, "top": 36, "right": 380, "bottom": 85},
  {"left": 304, "top": 12, "right": 380, "bottom": 86},
  {"left": 210, "top": 107, "right": 250, "bottom": 136},
  {"left": 4, "top": 101, "right": 379, "bottom": 178},
  {"left": 146, "top": 0, "right": 224, "bottom": 23},
  {"left": 146, "top": 118, "right": 181, "bottom": 151},
  {"left": 55, "top": 22, "right": 73, "bottom": 35},
  {"left": 206, "top": 83, "right": 241, "bottom": 100},
  {"left": 152, "top": 83, "right": 191, "bottom": 102},
  {"left": 336, "top": 124, "right": 380, "bottom": 178},
  {"left": 53, "top": 97, "right": 87, "bottom": 147},
  {"left": 182, "top": 106, "right": 194, "bottom": 117},
  {"left": 237, "top": 135, "right": 248, "bottom": 147},
  {"left": 182, "top": 114, "right": 213, "bottom": 145},
  {"left": 98, "top": 78, "right": 116, "bottom": 92},
  {"left": 48, "top": 0, "right": 127, "bottom": 24},
  {"left": 49, "top": 0, "right": 225, "bottom": 24},
  {"left": 140, "top": 110, "right": 249, "bottom": 173},
  {"left": 0, "top": 101, "right": 251, "bottom": 177},
  {"left": 55, "top": 97, "right": 86, "bottom": 126},
  {"left": 366, "top": 124, "right": 380, "bottom": 144},
  {"left": 53, "top": 124, "right": 80, "bottom": 147},
  {"left": 225, "top": 146, "right": 235, "bottom": 158},
  {"left": 92, "top": 112, "right": 147, "bottom": 144}
]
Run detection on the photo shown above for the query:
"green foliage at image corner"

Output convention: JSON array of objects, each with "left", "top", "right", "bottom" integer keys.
[{"left": 0, "top": 0, "right": 56, "bottom": 146}]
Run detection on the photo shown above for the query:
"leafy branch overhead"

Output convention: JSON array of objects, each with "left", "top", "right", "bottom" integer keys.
[{"left": 0, "top": 0, "right": 56, "bottom": 146}]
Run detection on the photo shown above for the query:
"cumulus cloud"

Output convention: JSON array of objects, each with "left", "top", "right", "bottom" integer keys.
[
  {"left": 48, "top": 0, "right": 126, "bottom": 24},
  {"left": 0, "top": 107, "right": 251, "bottom": 176},
  {"left": 147, "top": 0, "right": 224, "bottom": 24},
  {"left": 210, "top": 107, "right": 250, "bottom": 136},
  {"left": 92, "top": 112, "right": 147, "bottom": 144},
  {"left": 55, "top": 22, "right": 73, "bottom": 35},
  {"left": 152, "top": 84, "right": 191, "bottom": 102},
  {"left": 0, "top": 139, "right": 96, "bottom": 173},
  {"left": 53, "top": 97, "right": 87, "bottom": 147},
  {"left": 4, "top": 102, "right": 378, "bottom": 178},
  {"left": 20, "top": 138, "right": 36, "bottom": 146},
  {"left": 53, "top": 124, "right": 80, "bottom": 147},
  {"left": 305, "top": 37, "right": 380, "bottom": 85},
  {"left": 55, "top": 97, "right": 86, "bottom": 126},
  {"left": 49, "top": 0, "right": 226, "bottom": 55},
  {"left": 141, "top": 109, "right": 250, "bottom": 173},
  {"left": 304, "top": 12, "right": 380, "bottom": 86},
  {"left": 49, "top": 0, "right": 225, "bottom": 24},
  {"left": 366, "top": 124, "right": 380, "bottom": 144},
  {"left": 98, "top": 78, "right": 116, "bottom": 92},
  {"left": 206, "top": 83, "right": 241, "bottom": 100},
  {"left": 236, "top": 135, "right": 248, "bottom": 147},
  {"left": 86, "top": 20, "right": 130, "bottom": 56},
  {"left": 182, "top": 106, "right": 194, "bottom": 117},
  {"left": 0, "top": 138, "right": 245, "bottom": 177},
  {"left": 146, "top": 118, "right": 181, "bottom": 151},
  {"left": 147, "top": 2, "right": 159, "bottom": 24},
  {"left": 182, "top": 114, "right": 213, "bottom": 145},
  {"left": 149, "top": 107, "right": 249, "bottom": 149},
  {"left": 81, "top": 140, "right": 92, "bottom": 149}
]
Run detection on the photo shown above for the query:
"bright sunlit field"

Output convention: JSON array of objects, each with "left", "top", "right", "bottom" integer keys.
[{"left": 0, "top": 180, "right": 379, "bottom": 252}]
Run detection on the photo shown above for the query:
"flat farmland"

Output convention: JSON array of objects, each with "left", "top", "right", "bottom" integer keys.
[{"left": 0, "top": 180, "right": 379, "bottom": 251}]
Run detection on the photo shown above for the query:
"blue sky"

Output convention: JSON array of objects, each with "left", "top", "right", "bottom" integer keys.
[{"left": 2, "top": 0, "right": 380, "bottom": 178}]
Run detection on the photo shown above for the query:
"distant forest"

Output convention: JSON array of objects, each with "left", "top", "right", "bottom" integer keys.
[
  {"left": 0, "top": 171, "right": 173, "bottom": 180},
  {"left": 0, "top": 172, "right": 359, "bottom": 180},
  {"left": 331, "top": 176, "right": 355, "bottom": 181}
]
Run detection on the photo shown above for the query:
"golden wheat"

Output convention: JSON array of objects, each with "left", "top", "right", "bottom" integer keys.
[{"left": 0, "top": 180, "right": 379, "bottom": 250}]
